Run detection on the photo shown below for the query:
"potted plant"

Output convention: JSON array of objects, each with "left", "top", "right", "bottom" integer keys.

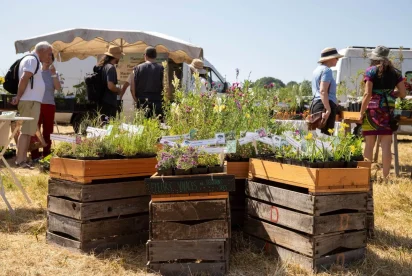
[
  {"left": 192, "top": 152, "right": 209, "bottom": 174},
  {"left": 173, "top": 147, "right": 197, "bottom": 175},
  {"left": 207, "top": 153, "right": 224, "bottom": 173},
  {"left": 156, "top": 150, "right": 174, "bottom": 176},
  {"left": 54, "top": 142, "right": 74, "bottom": 158}
]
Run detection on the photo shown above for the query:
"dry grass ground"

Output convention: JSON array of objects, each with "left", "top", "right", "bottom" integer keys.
[{"left": 0, "top": 131, "right": 411, "bottom": 276}]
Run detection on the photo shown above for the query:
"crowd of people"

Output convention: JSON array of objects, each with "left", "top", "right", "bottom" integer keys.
[
  {"left": 10, "top": 40, "right": 210, "bottom": 169},
  {"left": 311, "top": 45, "right": 407, "bottom": 180}
]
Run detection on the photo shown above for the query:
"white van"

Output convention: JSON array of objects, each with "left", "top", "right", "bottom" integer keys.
[
  {"left": 332, "top": 46, "right": 412, "bottom": 102},
  {"left": 54, "top": 57, "right": 228, "bottom": 131}
]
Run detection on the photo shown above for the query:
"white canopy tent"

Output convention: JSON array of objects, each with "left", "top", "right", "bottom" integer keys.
[{"left": 14, "top": 28, "right": 204, "bottom": 63}]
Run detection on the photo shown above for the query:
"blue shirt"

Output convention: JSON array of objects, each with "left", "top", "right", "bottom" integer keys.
[
  {"left": 312, "top": 65, "right": 337, "bottom": 104},
  {"left": 41, "top": 70, "right": 58, "bottom": 105}
]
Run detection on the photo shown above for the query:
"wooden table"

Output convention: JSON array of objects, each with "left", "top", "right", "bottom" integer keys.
[{"left": 0, "top": 116, "right": 33, "bottom": 214}]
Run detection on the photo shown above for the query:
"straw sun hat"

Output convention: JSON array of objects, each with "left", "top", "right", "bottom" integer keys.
[
  {"left": 318, "top": 47, "right": 344, "bottom": 63},
  {"left": 189, "top": 59, "right": 207, "bottom": 74},
  {"left": 104, "top": 45, "right": 125, "bottom": 60}
]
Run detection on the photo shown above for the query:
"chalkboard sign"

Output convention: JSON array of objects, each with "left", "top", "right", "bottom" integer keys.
[{"left": 145, "top": 174, "right": 236, "bottom": 195}]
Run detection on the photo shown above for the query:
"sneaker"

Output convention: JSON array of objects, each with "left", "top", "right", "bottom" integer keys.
[{"left": 15, "top": 161, "right": 34, "bottom": 170}]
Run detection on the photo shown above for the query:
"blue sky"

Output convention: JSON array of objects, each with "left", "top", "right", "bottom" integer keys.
[{"left": 1, "top": 0, "right": 410, "bottom": 84}]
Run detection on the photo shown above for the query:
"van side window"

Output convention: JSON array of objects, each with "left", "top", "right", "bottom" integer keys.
[{"left": 210, "top": 70, "right": 224, "bottom": 92}]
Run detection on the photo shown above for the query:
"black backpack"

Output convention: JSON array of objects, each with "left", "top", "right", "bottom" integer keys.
[
  {"left": 85, "top": 65, "right": 105, "bottom": 103},
  {"left": 3, "top": 54, "right": 40, "bottom": 94}
]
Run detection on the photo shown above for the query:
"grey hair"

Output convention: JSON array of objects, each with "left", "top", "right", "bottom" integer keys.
[{"left": 35, "top": 41, "right": 52, "bottom": 52}]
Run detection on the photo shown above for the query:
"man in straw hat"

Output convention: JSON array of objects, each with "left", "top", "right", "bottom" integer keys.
[
  {"left": 310, "top": 47, "right": 343, "bottom": 135},
  {"left": 97, "top": 45, "right": 124, "bottom": 119},
  {"left": 189, "top": 58, "right": 209, "bottom": 93},
  {"left": 132, "top": 46, "right": 164, "bottom": 118}
]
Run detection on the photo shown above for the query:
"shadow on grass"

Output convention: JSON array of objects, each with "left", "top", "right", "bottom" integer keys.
[{"left": 0, "top": 207, "right": 46, "bottom": 234}]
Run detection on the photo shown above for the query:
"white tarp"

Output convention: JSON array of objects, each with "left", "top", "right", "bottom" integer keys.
[{"left": 14, "top": 28, "right": 203, "bottom": 63}]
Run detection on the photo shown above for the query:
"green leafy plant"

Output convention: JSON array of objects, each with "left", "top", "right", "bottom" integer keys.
[{"left": 54, "top": 142, "right": 73, "bottom": 157}]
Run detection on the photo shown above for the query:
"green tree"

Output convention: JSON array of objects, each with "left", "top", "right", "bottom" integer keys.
[
  {"left": 299, "top": 80, "right": 312, "bottom": 96},
  {"left": 252, "top": 77, "right": 285, "bottom": 88},
  {"left": 286, "top": 81, "right": 298, "bottom": 87}
]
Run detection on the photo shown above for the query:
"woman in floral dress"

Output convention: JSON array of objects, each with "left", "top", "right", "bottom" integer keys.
[{"left": 359, "top": 46, "right": 406, "bottom": 179}]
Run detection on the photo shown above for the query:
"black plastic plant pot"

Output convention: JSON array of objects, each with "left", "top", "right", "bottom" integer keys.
[
  {"left": 275, "top": 157, "right": 284, "bottom": 164},
  {"left": 175, "top": 168, "right": 192, "bottom": 175},
  {"left": 346, "top": 161, "right": 358, "bottom": 168},
  {"left": 284, "top": 158, "right": 293, "bottom": 165},
  {"left": 316, "top": 162, "right": 325, "bottom": 169},
  {"left": 352, "top": 155, "right": 364, "bottom": 162},
  {"left": 76, "top": 156, "right": 102, "bottom": 160},
  {"left": 61, "top": 155, "right": 75, "bottom": 159},
  {"left": 157, "top": 168, "right": 173, "bottom": 176},
  {"left": 208, "top": 165, "right": 224, "bottom": 173},
  {"left": 192, "top": 166, "right": 208, "bottom": 175}
]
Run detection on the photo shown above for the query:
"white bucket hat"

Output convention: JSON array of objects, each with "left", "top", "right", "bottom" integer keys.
[{"left": 189, "top": 59, "right": 207, "bottom": 74}]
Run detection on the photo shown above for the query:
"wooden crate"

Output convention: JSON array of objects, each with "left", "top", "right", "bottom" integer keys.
[
  {"left": 244, "top": 216, "right": 366, "bottom": 258},
  {"left": 244, "top": 179, "right": 367, "bottom": 271},
  {"left": 150, "top": 199, "right": 230, "bottom": 240},
  {"left": 249, "top": 158, "right": 370, "bottom": 194},
  {"left": 145, "top": 173, "right": 236, "bottom": 195},
  {"left": 47, "top": 178, "right": 150, "bottom": 253},
  {"left": 50, "top": 157, "right": 157, "bottom": 183},
  {"left": 147, "top": 184, "right": 231, "bottom": 275},
  {"left": 248, "top": 235, "right": 365, "bottom": 272},
  {"left": 227, "top": 161, "right": 249, "bottom": 179},
  {"left": 147, "top": 239, "right": 229, "bottom": 275}
]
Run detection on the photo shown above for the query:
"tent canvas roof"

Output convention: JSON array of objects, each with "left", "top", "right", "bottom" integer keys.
[{"left": 14, "top": 28, "right": 204, "bottom": 63}]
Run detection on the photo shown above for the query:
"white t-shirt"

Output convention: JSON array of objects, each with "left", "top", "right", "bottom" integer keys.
[
  {"left": 18, "top": 52, "right": 45, "bottom": 102},
  {"left": 190, "top": 76, "right": 209, "bottom": 94}
]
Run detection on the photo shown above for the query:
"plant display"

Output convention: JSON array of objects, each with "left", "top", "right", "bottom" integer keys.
[
  {"left": 396, "top": 98, "right": 412, "bottom": 110},
  {"left": 54, "top": 142, "right": 74, "bottom": 157}
]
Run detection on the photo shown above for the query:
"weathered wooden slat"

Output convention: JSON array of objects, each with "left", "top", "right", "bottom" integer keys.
[
  {"left": 148, "top": 262, "right": 226, "bottom": 276},
  {"left": 244, "top": 216, "right": 366, "bottom": 257},
  {"left": 315, "top": 193, "right": 367, "bottom": 215},
  {"left": 247, "top": 199, "right": 366, "bottom": 234},
  {"left": 147, "top": 240, "right": 226, "bottom": 262},
  {"left": 151, "top": 200, "right": 228, "bottom": 222},
  {"left": 246, "top": 181, "right": 315, "bottom": 214},
  {"left": 247, "top": 198, "right": 313, "bottom": 234},
  {"left": 48, "top": 213, "right": 149, "bottom": 241},
  {"left": 314, "top": 231, "right": 366, "bottom": 258},
  {"left": 47, "top": 196, "right": 149, "bottom": 220},
  {"left": 151, "top": 193, "right": 229, "bottom": 202},
  {"left": 145, "top": 174, "right": 235, "bottom": 195},
  {"left": 244, "top": 216, "right": 312, "bottom": 256},
  {"left": 47, "top": 231, "right": 148, "bottom": 253},
  {"left": 314, "top": 213, "right": 366, "bottom": 234},
  {"left": 48, "top": 179, "right": 147, "bottom": 202},
  {"left": 150, "top": 220, "right": 229, "bottom": 240},
  {"left": 248, "top": 235, "right": 366, "bottom": 272}
]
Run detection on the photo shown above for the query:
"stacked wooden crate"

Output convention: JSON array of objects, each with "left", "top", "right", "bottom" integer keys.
[
  {"left": 244, "top": 158, "right": 370, "bottom": 272},
  {"left": 227, "top": 161, "right": 249, "bottom": 229},
  {"left": 145, "top": 173, "right": 235, "bottom": 276},
  {"left": 46, "top": 157, "right": 156, "bottom": 253}
]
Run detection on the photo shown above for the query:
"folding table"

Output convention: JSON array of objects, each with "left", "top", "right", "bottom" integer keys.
[{"left": 0, "top": 117, "right": 33, "bottom": 213}]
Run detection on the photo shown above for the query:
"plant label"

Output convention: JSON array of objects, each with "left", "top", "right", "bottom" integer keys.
[
  {"left": 272, "top": 135, "right": 284, "bottom": 148},
  {"left": 284, "top": 133, "right": 302, "bottom": 150},
  {"left": 159, "top": 139, "right": 177, "bottom": 147},
  {"left": 203, "top": 147, "right": 226, "bottom": 154},
  {"left": 86, "top": 127, "right": 108, "bottom": 138},
  {"left": 225, "top": 131, "right": 236, "bottom": 140},
  {"left": 161, "top": 134, "right": 190, "bottom": 141},
  {"left": 257, "top": 137, "right": 273, "bottom": 146},
  {"left": 238, "top": 136, "right": 254, "bottom": 145},
  {"left": 215, "top": 133, "right": 226, "bottom": 144},
  {"left": 226, "top": 140, "right": 237, "bottom": 153},
  {"left": 245, "top": 132, "right": 260, "bottom": 139},
  {"left": 184, "top": 138, "right": 217, "bottom": 147},
  {"left": 256, "top": 128, "right": 267, "bottom": 138},
  {"left": 50, "top": 134, "right": 76, "bottom": 143}
]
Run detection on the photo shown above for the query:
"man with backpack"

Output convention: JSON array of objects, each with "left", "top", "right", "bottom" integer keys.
[
  {"left": 8, "top": 41, "right": 53, "bottom": 168},
  {"left": 96, "top": 45, "right": 124, "bottom": 119}
]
